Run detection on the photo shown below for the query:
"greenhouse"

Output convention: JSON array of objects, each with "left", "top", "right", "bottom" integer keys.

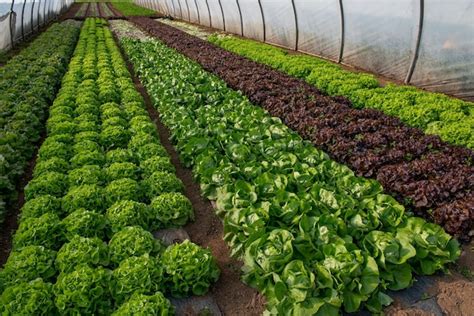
[{"left": 0, "top": 1, "right": 472, "bottom": 315}]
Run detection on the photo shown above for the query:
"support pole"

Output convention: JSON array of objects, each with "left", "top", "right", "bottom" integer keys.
[
  {"left": 194, "top": 0, "right": 200, "bottom": 23},
  {"left": 217, "top": 0, "right": 225, "bottom": 31},
  {"left": 337, "top": 0, "right": 345, "bottom": 63},
  {"left": 235, "top": 0, "right": 243, "bottom": 36},
  {"left": 405, "top": 0, "right": 424, "bottom": 83},
  {"left": 9, "top": 0, "right": 15, "bottom": 48},
  {"left": 43, "top": 0, "right": 47, "bottom": 24},
  {"left": 177, "top": 0, "right": 183, "bottom": 18},
  {"left": 170, "top": 0, "right": 177, "bottom": 17},
  {"left": 30, "top": 0, "right": 36, "bottom": 35},
  {"left": 204, "top": 0, "right": 211, "bottom": 27},
  {"left": 37, "top": 0, "right": 41, "bottom": 28},
  {"left": 290, "top": 0, "right": 298, "bottom": 50},
  {"left": 257, "top": 0, "right": 265, "bottom": 41},
  {"left": 21, "top": 0, "right": 26, "bottom": 40},
  {"left": 185, "top": 0, "right": 191, "bottom": 21}
]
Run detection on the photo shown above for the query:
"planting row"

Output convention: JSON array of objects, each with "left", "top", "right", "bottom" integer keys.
[
  {"left": 129, "top": 17, "right": 474, "bottom": 241},
  {"left": 0, "top": 18, "right": 219, "bottom": 315},
  {"left": 112, "top": 2, "right": 158, "bottom": 17},
  {"left": 118, "top": 27, "right": 459, "bottom": 315},
  {"left": 75, "top": 3, "right": 89, "bottom": 18},
  {"left": 98, "top": 3, "right": 116, "bottom": 18},
  {"left": 209, "top": 35, "right": 474, "bottom": 149},
  {"left": 87, "top": 2, "right": 100, "bottom": 17},
  {"left": 0, "top": 22, "right": 80, "bottom": 223}
]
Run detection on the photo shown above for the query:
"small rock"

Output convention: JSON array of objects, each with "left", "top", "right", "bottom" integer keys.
[{"left": 154, "top": 228, "right": 190, "bottom": 246}]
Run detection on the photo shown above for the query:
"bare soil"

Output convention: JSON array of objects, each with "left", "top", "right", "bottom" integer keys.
[
  {"left": 106, "top": 2, "right": 123, "bottom": 18},
  {"left": 114, "top": 31, "right": 265, "bottom": 315},
  {"left": 97, "top": 2, "right": 103, "bottom": 18},
  {"left": 436, "top": 279, "right": 474, "bottom": 315},
  {"left": 60, "top": 3, "right": 82, "bottom": 20}
]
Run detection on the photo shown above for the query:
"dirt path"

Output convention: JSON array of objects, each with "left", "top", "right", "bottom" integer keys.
[
  {"left": 106, "top": 2, "right": 123, "bottom": 18},
  {"left": 60, "top": 3, "right": 82, "bottom": 20},
  {"left": 97, "top": 2, "right": 103, "bottom": 18},
  {"left": 111, "top": 25, "right": 266, "bottom": 315},
  {"left": 84, "top": 2, "right": 90, "bottom": 18}
]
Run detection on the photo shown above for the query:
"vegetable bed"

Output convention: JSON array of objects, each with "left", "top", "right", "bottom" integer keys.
[
  {"left": 111, "top": 2, "right": 158, "bottom": 17},
  {"left": 118, "top": 24, "right": 459, "bottom": 315},
  {"left": 0, "top": 18, "right": 220, "bottom": 314},
  {"left": 0, "top": 22, "right": 80, "bottom": 223},
  {"left": 128, "top": 17, "right": 474, "bottom": 241},
  {"left": 209, "top": 35, "right": 474, "bottom": 149}
]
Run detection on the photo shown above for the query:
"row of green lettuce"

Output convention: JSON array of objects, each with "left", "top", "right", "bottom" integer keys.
[
  {"left": 0, "top": 22, "right": 80, "bottom": 223},
  {"left": 112, "top": 2, "right": 157, "bottom": 16},
  {"left": 0, "top": 18, "right": 219, "bottom": 315},
  {"left": 120, "top": 35, "right": 460, "bottom": 315},
  {"left": 209, "top": 35, "right": 474, "bottom": 149}
]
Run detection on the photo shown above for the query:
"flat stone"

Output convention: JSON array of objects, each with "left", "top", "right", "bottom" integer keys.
[
  {"left": 170, "top": 294, "right": 222, "bottom": 316},
  {"left": 153, "top": 228, "right": 190, "bottom": 246}
]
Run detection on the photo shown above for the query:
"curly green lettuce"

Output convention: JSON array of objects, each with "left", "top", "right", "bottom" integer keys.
[
  {"left": 149, "top": 192, "right": 194, "bottom": 228},
  {"left": 161, "top": 240, "right": 220, "bottom": 297},
  {"left": 109, "top": 226, "right": 162, "bottom": 265},
  {"left": 112, "top": 291, "right": 174, "bottom": 315},
  {"left": 55, "top": 236, "right": 109, "bottom": 273}
]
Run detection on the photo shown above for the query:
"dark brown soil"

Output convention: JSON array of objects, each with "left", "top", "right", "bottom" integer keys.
[
  {"left": 0, "top": 131, "right": 46, "bottom": 266},
  {"left": 114, "top": 33, "right": 266, "bottom": 315},
  {"left": 127, "top": 17, "right": 473, "bottom": 242},
  {"left": 97, "top": 2, "right": 103, "bottom": 18},
  {"left": 84, "top": 3, "right": 91, "bottom": 18},
  {"left": 106, "top": 2, "right": 123, "bottom": 18},
  {"left": 60, "top": 3, "right": 82, "bottom": 20}
]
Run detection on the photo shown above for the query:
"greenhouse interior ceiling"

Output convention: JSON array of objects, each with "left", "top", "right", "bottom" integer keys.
[{"left": 0, "top": 1, "right": 473, "bottom": 315}]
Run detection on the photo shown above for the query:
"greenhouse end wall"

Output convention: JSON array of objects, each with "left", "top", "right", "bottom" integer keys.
[{"left": 136, "top": 0, "right": 474, "bottom": 101}]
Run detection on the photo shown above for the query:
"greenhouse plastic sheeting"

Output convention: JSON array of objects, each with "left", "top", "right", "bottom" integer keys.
[
  {"left": 220, "top": 0, "right": 241, "bottom": 35},
  {"left": 295, "top": 0, "right": 340, "bottom": 61},
  {"left": 168, "top": 0, "right": 178, "bottom": 16},
  {"left": 0, "top": 12, "right": 12, "bottom": 50},
  {"left": 32, "top": 0, "right": 40, "bottom": 31},
  {"left": 260, "top": 0, "right": 295, "bottom": 48},
  {"left": 410, "top": 1, "right": 474, "bottom": 100},
  {"left": 195, "top": 0, "right": 210, "bottom": 27},
  {"left": 207, "top": 0, "right": 224, "bottom": 30},
  {"left": 187, "top": 0, "right": 199, "bottom": 22},
  {"left": 239, "top": 0, "right": 264, "bottom": 41},
  {"left": 159, "top": 0, "right": 171, "bottom": 15},
  {"left": 179, "top": 0, "right": 190, "bottom": 20},
  {"left": 342, "top": 0, "right": 418, "bottom": 80},
  {"left": 37, "top": 0, "right": 45, "bottom": 26},
  {"left": 175, "top": 0, "right": 185, "bottom": 19}
]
